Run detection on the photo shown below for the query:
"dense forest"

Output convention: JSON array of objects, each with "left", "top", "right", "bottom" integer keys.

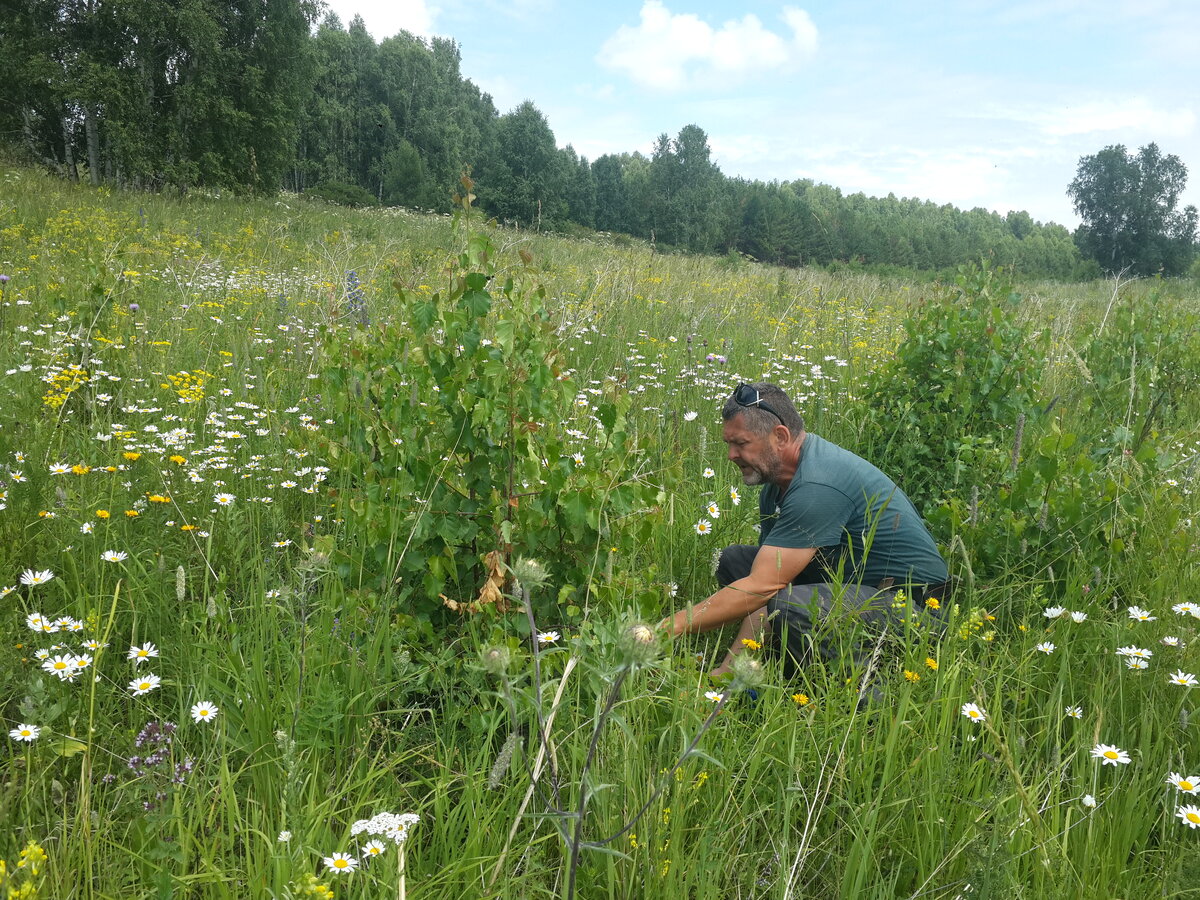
[{"left": 0, "top": 0, "right": 1109, "bottom": 278}]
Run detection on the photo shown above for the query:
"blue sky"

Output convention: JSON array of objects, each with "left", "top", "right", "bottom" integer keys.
[{"left": 321, "top": 0, "right": 1200, "bottom": 228}]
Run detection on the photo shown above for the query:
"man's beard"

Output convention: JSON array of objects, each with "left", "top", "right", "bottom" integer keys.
[{"left": 739, "top": 447, "right": 781, "bottom": 486}]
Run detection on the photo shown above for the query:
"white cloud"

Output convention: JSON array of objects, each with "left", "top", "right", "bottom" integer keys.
[
  {"left": 1040, "top": 98, "right": 1196, "bottom": 138},
  {"left": 322, "top": 0, "right": 439, "bottom": 40},
  {"left": 597, "top": 1, "right": 818, "bottom": 92}
]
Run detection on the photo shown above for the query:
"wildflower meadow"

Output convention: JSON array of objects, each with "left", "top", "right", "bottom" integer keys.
[{"left": 2, "top": 163, "right": 1199, "bottom": 898}]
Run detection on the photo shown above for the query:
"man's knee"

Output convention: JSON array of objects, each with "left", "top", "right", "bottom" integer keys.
[
  {"left": 715, "top": 544, "right": 758, "bottom": 587},
  {"left": 766, "top": 583, "right": 889, "bottom": 673}
]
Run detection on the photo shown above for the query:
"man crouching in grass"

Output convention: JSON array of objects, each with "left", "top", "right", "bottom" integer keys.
[{"left": 660, "top": 382, "right": 951, "bottom": 681}]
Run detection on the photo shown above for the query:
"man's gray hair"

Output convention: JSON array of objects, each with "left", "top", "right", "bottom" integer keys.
[{"left": 721, "top": 382, "right": 805, "bottom": 436}]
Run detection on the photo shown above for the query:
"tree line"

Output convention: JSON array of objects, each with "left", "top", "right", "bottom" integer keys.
[{"left": 2, "top": 2, "right": 1194, "bottom": 279}]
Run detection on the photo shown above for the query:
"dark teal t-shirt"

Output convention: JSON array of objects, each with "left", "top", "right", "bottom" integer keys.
[{"left": 758, "top": 433, "right": 948, "bottom": 587}]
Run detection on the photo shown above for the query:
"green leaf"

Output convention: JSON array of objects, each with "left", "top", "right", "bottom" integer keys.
[
  {"left": 495, "top": 319, "right": 515, "bottom": 354},
  {"left": 413, "top": 299, "right": 438, "bottom": 332},
  {"left": 48, "top": 737, "right": 88, "bottom": 757},
  {"left": 462, "top": 287, "right": 492, "bottom": 318}
]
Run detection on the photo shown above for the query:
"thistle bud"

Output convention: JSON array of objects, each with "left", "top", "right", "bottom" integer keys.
[
  {"left": 510, "top": 557, "right": 548, "bottom": 591},
  {"left": 623, "top": 623, "right": 659, "bottom": 667},
  {"left": 730, "top": 654, "right": 765, "bottom": 691},
  {"left": 629, "top": 624, "right": 654, "bottom": 645},
  {"left": 481, "top": 645, "right": 511, "bottom": 676}
]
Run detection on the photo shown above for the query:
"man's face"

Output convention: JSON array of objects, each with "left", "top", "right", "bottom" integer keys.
[{"left": 722, "top": 413, "right": 783, "bottom": 486}]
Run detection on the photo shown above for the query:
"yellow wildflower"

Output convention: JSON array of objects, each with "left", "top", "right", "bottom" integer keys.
[
  {"left": 17, "top": 841, "right": 47, "bottom": 875},
  {"left": 904, "top": 670, "right": 920, "bottom": 682},
  {"left": 741, "top": 638, "right": 762, "bottom": 651},
  {"left": 924, "top": 657, "right": 938, "bottom": 671}
]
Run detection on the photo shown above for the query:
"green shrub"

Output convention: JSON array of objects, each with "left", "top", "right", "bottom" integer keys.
[
  {"left": 319, "top": 188, "right": 662, "bottom": 627},
  {"left": 303, "top": 180, "right": 379, "bottom": 207},
  {"left": 860, "top": 261, "right": 1050, "bottom": 509}
]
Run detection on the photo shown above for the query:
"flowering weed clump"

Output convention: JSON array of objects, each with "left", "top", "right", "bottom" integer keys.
[{"left": 1, "top": 164, "right": 1198, "bottom": 896}]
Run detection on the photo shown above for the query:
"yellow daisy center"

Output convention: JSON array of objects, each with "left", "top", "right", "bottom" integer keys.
[
  {"left": 333, "top": 859, "right": 348, "bottom": 869},
  {"left": 1181, "top": 780, "right": 1194, "bottom": 791},
  {"left": 1104, "top": 750, "right": 1119, "bottom": 759},
  {"left": 1188, "top": 812, "right": 1200, "bottom": 824}
]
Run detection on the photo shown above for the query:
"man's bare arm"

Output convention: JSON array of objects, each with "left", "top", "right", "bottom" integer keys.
[{"left": 662, "top": 545, "right": 816, "bottom": 636}]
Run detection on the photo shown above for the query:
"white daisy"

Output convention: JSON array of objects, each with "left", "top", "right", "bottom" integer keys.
[
  {"left": 1116, "top": 646, "right": 1152, "bottom": 659},
  {"left": 9, "top": 723, "right": 40, "bottom": 742},
  {"left": 19, "top": 568, "right": 55, "bottom": 587},
  {"left": 128, "top": 642, "right": 159, "bottom": 664},
  {"left": 190, "top": 701, "right": 219, "bottom": 723},
  {"left": 323, "top": 852, "right": 358, "bottom": 873},
  {"left": 961, "top": 703, "right": 986, "bottom": 723},
  {"left": 1167, "top": 773, "right": 1200, "bottom": 793},
  {"left": 129, "top": 673, "right": 162, "bottom": 696},
  {"left": 1090, "top": 743, "right": 1131, "bottom": 766},
  {"left": 1176, "top": 805, "right": 1200, "bottom": 829}
]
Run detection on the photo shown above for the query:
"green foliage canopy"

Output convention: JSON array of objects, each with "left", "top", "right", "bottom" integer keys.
[
  {"left": 1067, "top": 142, "right": 1198, "bottom": 276},
  {"left": 0, "top": 4, "right": 1109, "bottom": 280}
]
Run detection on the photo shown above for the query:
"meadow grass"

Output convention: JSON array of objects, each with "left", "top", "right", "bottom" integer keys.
[{"left": 1, "top": 162, "right": 1199, "bottom": 899}]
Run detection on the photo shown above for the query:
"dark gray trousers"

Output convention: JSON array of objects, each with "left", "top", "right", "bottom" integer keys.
[{"left": 717, "top": 545, "right": 937, "bottom": 678}]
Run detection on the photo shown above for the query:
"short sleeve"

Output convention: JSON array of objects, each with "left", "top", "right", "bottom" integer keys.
[{"left": 769, "top": 483, "right": 854, "bottom": 549}]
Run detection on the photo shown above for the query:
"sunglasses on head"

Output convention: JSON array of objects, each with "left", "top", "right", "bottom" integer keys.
[{"left": 733, "top": 383, "right": 785, "bottom": 425}]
